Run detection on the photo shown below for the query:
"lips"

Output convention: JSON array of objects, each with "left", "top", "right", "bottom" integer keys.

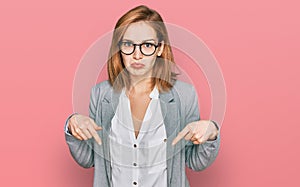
[{"left": 130, "top": 62, "right": 145, "bottom": 69}]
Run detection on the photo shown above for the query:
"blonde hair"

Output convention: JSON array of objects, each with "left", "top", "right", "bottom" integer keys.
[{"left": 107, "top": 5, "right": 177, "bottom": 92}]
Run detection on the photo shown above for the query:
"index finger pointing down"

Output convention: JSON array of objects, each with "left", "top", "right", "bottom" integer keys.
[
  {"left": 87, "top": 125, "right": 102, "bottom": 145},
  {"left": 172, "top": 126, "right": 190, "bottom": 146}
]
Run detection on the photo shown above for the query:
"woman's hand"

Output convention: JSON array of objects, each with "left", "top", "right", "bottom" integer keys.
[
  {"left": 68, "top": 114, "right": 102, "bottom": 145},
  {"left": 172, "top": 120, "right": 219, "bottom": 146}
]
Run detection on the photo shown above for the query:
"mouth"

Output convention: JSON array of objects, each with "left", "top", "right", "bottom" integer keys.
[{"left": 130, "top": 62, "right": 145, "bottom": 69}]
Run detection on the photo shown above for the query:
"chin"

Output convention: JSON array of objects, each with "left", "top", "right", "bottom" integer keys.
[{"left": 128, "top": 69, "right": 150, "bottom": 77}]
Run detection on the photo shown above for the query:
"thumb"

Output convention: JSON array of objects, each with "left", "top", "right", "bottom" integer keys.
[{"left": 199, "top": 134, "right": 209, "bottom": 144}]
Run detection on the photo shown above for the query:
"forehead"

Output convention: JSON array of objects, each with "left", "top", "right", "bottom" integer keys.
[{"left": 122, "top": 21, "right": 157, "bottom": 42}]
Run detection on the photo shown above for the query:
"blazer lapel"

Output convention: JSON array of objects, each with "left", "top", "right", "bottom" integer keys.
[
  {"left": 160, "top": 90, "right": 180, "bottom": 186},
  {"left": 100, "top": 89, "right": 121, "bottom": 187},
  {"left": 101, "top": 89, "right": 121, "bottom": 124}
]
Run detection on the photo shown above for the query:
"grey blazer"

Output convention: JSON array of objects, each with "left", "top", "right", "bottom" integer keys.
[{"left": 65, "top": 80, "right": 220, "bottom": 187}]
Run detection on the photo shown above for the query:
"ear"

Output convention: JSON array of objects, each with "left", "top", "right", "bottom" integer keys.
[{"left": 157, "top": 41, "right": 164, "bottom": 56}]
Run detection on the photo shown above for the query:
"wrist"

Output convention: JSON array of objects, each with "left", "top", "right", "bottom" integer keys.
[
  {"left": 208, "top": 134, "right": 217, "bottom": 141},
  {"left": 208, "top": 120, "right": 219, "bottom": 140},
  {"left": 210, "top": 120, "right": 219, "bottom": 130},
  {"left": 66, "top": 113, "right": 78, "bottom": 135}
]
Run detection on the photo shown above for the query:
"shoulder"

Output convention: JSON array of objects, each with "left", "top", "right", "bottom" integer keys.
[
  {"left": 93, "top": 80, "right": 112, "bottom": 90},
  {"left": 172, "top": 80, "right": 197, "bottom": 98},
  {"left": 92, "top": 80, "right": 113, "bottom": 93},
  {"left": 173, "top": 80, "right": 194, "bottom": 90},
  {"left": 90, "top": 80, "right": 113, "bottom": 99}
]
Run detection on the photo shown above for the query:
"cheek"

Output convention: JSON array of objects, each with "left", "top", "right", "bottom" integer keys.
[
  {"left": 121, "top": 55, "right": 130, "bottom": 67},
  {"left": 146, "top": 57, "right": 157, "bottom": 66}
]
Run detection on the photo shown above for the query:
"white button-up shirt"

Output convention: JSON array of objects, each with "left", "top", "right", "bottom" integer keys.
[{"left": 109, "top": 86, "right": 167, "bottom": 187}]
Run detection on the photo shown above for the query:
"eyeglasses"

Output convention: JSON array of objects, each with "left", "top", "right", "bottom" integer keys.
[{"left": 118, "top": 41, "right": 161, "bottom": 56}]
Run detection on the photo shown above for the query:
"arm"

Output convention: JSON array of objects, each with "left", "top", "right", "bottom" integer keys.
[
  {"left": 184, "top": 86, "right": 221, "bottom": 171},
  {"left": 64, "top": 86, "right": 98, "bottom": 168}
]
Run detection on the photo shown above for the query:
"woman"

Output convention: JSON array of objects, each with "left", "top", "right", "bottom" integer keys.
[{"left": 65, "top": 5, "right": 220, "bottom": 187}]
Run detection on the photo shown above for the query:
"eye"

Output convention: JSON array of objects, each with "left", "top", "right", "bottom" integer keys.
[
  {"left": 122, "top": 41, "right": 133, "bottom": 47},
  {"left": 143, "top": 43, "right": 155, "bottom": 48}
]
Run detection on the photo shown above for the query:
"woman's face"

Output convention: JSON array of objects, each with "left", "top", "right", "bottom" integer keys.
[{"left": 120, "top": 21, "right": 164, "bottom": 78}]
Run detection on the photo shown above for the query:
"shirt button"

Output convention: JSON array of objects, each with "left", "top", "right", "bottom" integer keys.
[
  {"left": 133, "top": 144, "right": 137, "bottom": 148},
  {"left": 164, "top": 138, "right": 167, "bottom": 142},
  {"left": 133, "top": 181, "right": 137, "bottom": 185},
  {"left": 133, "top": 163, "right": 137, "bottom": 166}
]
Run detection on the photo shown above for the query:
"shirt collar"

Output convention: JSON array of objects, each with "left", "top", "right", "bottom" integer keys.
[{"left": 149, "top": 86, "right": 159, "bottom": 99}]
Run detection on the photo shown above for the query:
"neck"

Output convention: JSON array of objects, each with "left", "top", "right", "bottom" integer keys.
[{"left": 128, "top": 76, "right": 153, "bottom": 94}]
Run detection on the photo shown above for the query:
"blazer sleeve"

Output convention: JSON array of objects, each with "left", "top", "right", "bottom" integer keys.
[
  {"left": 184, "top": 86, "right": 221, "bottom": 171},
  {"left": 64, "top": 86, "right": 98, "bottom": 168}
]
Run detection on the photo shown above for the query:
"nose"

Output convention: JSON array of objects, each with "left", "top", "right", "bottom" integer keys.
[{"left": 133, "top": 45, "right": 143, "bottom": 59}]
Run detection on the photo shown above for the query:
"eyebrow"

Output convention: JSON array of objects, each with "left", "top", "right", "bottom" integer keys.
[{"left": 121, "top": 39, "right": 156, "bottom": 43}]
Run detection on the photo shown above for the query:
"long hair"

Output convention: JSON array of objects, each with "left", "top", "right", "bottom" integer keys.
[{"left": 107, "top": 5, "right": 177, "bottom": 92}]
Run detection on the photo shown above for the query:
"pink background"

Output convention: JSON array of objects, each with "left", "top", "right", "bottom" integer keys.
[{"left": 1, "top": 0, "right": 299, "bottom": 186}]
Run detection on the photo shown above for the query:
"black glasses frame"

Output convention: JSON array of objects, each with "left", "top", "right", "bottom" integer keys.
[{"left": 118, "top": 41, "right": 162, "bottom": 56}]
